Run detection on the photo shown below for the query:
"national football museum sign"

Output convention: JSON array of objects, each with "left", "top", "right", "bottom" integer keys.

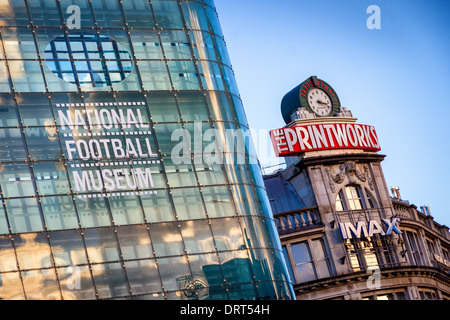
[{"left": 58, "top": 102, "right": 159, "bottom": 197}]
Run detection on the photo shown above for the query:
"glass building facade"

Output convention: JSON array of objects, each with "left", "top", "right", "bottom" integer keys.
[{"left": 0, "top": 0, "right": 294, "bottom": 300}]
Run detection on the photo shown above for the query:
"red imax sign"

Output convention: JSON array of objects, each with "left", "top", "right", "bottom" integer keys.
[{"left": 270, "top": 123, "right": 381, "bottom": 156}]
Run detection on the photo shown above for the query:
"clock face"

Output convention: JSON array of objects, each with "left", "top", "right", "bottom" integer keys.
[{"left": 307, "top": 88, "right": 333, "bottom": 116}]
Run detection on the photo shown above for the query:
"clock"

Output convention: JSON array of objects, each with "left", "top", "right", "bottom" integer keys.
[
  {"left": 281, "top": 76, "right": 342, "bottom": 123},
  {"left": 307, "top": 87, "right": 333, "bottom": 116}
]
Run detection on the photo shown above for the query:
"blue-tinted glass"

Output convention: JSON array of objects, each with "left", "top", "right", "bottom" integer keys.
[
  {"left": 0, "top": 0, "right": 29, "bottom": 26},
  {"left": 0, "top": 128, "right": 27, "bottom": 162},
  {"left": 91, "top": 0, "right": 124, "bottom": 28},
  {"left": 2, "top": 27, "right": 38, "bottom": 59},
  {"left": 42, "top": 196, "right": 78, "bottom": 230},
  {"left": 152, "top": 0, "right": 184, "bottom": 29},
  {"left": 122, "top": 0, "right": 155, "bottom": 28},
  {"left": 5, "top": 198, "right": 44, "bottom": 233},
  {"left": 0, "top": 61, "right": 12, "bottom": 92},
  {"left": 60, "top": 0, "right": 95, "bottom": 27},
  {"left": 0, "top": 0, "right": 295, "bottom": 300},
  {"left": 28, "top": 0, "right": 62, "bottom": 27}
]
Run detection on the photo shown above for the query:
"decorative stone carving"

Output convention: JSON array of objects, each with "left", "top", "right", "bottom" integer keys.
[{"left": 325, "top": 162, "right": 374, "bottom": 192}]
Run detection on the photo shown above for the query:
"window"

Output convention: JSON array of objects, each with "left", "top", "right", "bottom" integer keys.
[
  {"left": 345, "top": 186, "right": 363, "bottom": 210},
  {"left": 404, "top": 230, "right": 424, "bottom": 266},
  {"left": 335, "top": 185, "right": 378, "bottom": 211},
  {"left": 345, "top": 239, "right": 380, "bottom": 272},
  {"left": 286, "top": 238, "right": 331, "bottom": 284},
  {"left": 44, "top": 33, "right": 133, "bottom": 88}
]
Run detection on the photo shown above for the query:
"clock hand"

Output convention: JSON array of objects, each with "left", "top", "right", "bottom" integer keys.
[{"left": 317, "top": 100, "right": 330, "bottom": 106}]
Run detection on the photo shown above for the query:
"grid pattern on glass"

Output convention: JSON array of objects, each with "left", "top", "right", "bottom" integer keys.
[
  {"left": 44, "top": 33, "right": 133, "bottom": 88},
  {"left": 0, "top": 0, "right": 294, "bottom": 300}
]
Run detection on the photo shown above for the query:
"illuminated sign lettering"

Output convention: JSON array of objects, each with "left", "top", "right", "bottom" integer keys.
[
  {"left": 58, "top": 101, "right": 160, "bottom": 198},
  {"left": 339, "top": 218, "right": 402, "bottom": 240},
  {"left": 270, "top": 123, "right": 381, "bottom": 156}
]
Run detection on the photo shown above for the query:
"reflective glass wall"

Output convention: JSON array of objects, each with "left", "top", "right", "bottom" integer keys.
[{"left": 0, "top": 0, "right": 294, "bottom": 300}]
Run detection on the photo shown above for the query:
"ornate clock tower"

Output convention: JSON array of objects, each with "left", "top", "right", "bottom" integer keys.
[{"left": 266, "top": 76, "right": 417, "bottom": 300}]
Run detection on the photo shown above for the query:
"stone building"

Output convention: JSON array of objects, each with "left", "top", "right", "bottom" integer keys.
[{"left": 265, "top": 76, "right": 450, "bottom": 300}]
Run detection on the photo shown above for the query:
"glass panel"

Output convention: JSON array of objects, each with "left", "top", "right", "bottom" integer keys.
[
  {"left": 0, "top": 128, "right": 27, "bottom": 162},
  {"left": 0, "top": 0, "right": 29, "bottom": 26},
  {"left": 130, "top": 29, "right": 163, "bottom": 60},
  {"left": 195, "top": 163, "right": 227, "bottom": 185},
  {"left": 345, "top": 186, "right": 363, "bottom": 210},
  {"left": 202, "top": 186, "right": 234, "bottom": 218},
  {"left": 125, "top": 259, "right": 161, "bottom": 295},
  {"left": 5, "top": 198, "right": 44, "bottom": 233},
  {"left": 335, "top": 191, "right": 345, "bottom": 211},
  {"left": 210, "top": 217, "right": 245, "bottom": 252},
  {"left": 108, "top": 195, "right": 145, "bottom": 225},
  {"left": 310, "top": 239, "right": 330, "bottom": 278},
  {"left": 190, "top": 31, "right": 217, "bottom": 62},
  {"left": 168, "top": 60, "right": 200, "bottom": 91},
  {"left": 291, "top": 241, "right": 316, "bottom": 282},
  {"left": 0, "top": 94, "right": 19, "bottom": 127},
  {"left": 165, "top": 158, "right": 197, "bottom": 188},
  {"left": 177, "top": 91, "right": 209, "bottom": 122},
  {"left": 41, "top": 196, "right": 78, "bottom": 230},
  {"left": 22, "top": 268, "right": 61, "bottom": 300},
  {"left": 161, "top": 30, "right": 191, "bottom": 60},
  {"left": 295, "top": 261, "right": 316, "bottom": 283},
  {"left": 15, "top": 233, "right": 52, "bottom": 269},
  {"left": 139, "top": 60, "right": 171, "bottom": 91},
  {"left": 24, "top": 127, "right": 63, "bottom": 161},
  {"left": 152, "top": 0, "right": 184, "bottom": 30},
  {"left": 0, "top": 61, "right": 12, "bottom": 92},
  {"left": 116, "top": 224, "right": 153, "bottom": 260},
  {"left": 206, "top": 91, "right": 235, "bottom": 122},
  {"left": 0, "top": 272, "right": 25, "bottom": 300},
  {"left": 171, "top": 188, "right": 206, "bottom": 220},
  {"left": 205, "top": 6, "right": 224, "bottom": 38},
  {"left": 59, "top": 0, "right": 95, "bottom": 27},
  {"left": 0, "top": 206, "right": 8, "bottom": 235},
  {"left": 17, "top": 94, "right": 53, "bottom": 127},
  {"left": 122, "top": 0, "right": 155, "bottom": 28},
  {"left": 83, "top": 228, "right": 120, "bottom": 263},
  {"left": 141, "top": 189, "right": 175, "bottom": 223},
  {"left": 33, "top": 161, "right": 70, "bottom": 196},
  {"left": 28, "top": 0, "right": 62, "bottom": 27},
  {"left": 0, "top": 236, "right": 17, "bottom": 272},
  {"left": 154, "top": 123, "right": 184, "bottom": 155},
  {"left": 91, "top": 262, "right": 129, "bottom": 299},
  {"left": 181, "top": 1, "right": 209, "bottom": 31},
  {"left": 148, "top": 222, "right": 184, "bottom": 257},
  {"left": 9, "top": 60, "right": 46, "bottom": 92},
  {"left": 49, "top": 230, "right": 88, "bottom": 267},
  {"left": 2, "top": 27, "right": 38, "bottom": 59},
  {"left": 282, "top": 246, "right": 295, "bottom": 284},
  {"left": 91, "top": 0, "right": 125, "bottom": 28},
  {"left": 180, "top": 220, "right": 215, "bottom": 254},
  {"left": 146, "top": 92, "right": 179, "bottom": 122},
  {"left": 157, "top": 256, "right": 190, "bottom": 292},
  {"left": 75, "top": 196, "right": 111, "bottom": 228},
  {"left": 0, "top": 163, "right": 35, "bottom": 198},
  {"left": 58, "top": 265, "right": 96, "bottom": 300},
  {"left": 198, "top": 60, "right": 224, "bottom": 91}
]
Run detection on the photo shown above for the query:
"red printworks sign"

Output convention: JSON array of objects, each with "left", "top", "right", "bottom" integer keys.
[{"left": 270, "top": 123, "right": 381, "bottom": 157}]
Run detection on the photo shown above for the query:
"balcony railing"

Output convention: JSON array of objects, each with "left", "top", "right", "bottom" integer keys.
[{"left": 273, "top": 207, "right": 322, "bottom": 235}]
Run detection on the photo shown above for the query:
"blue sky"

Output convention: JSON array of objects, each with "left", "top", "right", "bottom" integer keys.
[{"left": 215, "top": 0, "right": 450, "bottom": 227}]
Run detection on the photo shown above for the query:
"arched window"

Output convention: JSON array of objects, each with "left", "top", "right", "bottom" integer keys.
[{"left": 335, "top": 185, "right": 378, "bottom": 211}]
